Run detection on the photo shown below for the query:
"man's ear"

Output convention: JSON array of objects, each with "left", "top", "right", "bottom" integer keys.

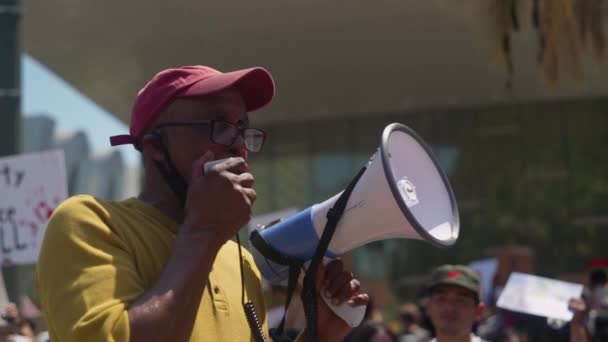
[{"left": 141, "top": 133, "right": 165, "bottom": 162}]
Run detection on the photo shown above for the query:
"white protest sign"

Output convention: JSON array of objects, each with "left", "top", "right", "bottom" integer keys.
[
  {"left": 497, "top": 272, "right": 583, "bottom": 321},
  {"left": 0, "top": 150, "right": 67, "bottom": 265}
]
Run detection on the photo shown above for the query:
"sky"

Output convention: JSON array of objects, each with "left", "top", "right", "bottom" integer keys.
[{"left": 21, "top": 54, "right": 140, "bottom": 166}]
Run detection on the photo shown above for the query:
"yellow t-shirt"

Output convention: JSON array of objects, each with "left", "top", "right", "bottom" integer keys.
[{"left": 36, "top": 195, "right": 267, "bottom": 342}]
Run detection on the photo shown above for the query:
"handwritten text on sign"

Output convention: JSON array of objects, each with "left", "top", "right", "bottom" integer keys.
[{"left": 0, "top": 150, "right": 67, "bottom": 265}]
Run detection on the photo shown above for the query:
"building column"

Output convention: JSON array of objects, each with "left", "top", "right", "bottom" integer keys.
[
  {"left": 0, "top": 0, "right": 23, "bottom": 304},
  {"left": 0, "top": 0, "right": 21, "bottom": 157}
]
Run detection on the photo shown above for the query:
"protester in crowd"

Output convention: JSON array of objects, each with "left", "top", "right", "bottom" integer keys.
[
  {"left": 588, "top": 260, "right": 608, "bottom": 312},
  {"left": 477, "top": 272, "right": 595, "bottom": 342},
  {"left": 425, "top": 265, "right": 490, "bottom": 342},
  {"left": 586, "top": 263, "right": 608, "bottom": 342},
  {"left": 343, "top": 321, "right": 397, "bottom": 342},
  {"left": 396, "top": 303, "right": 430, "bottom": 342},
  {"left": 568, "top": 297, "right": 591, "bottom": 342},
  {"left": 363, "top": 297, "right": 385, "bottom": 323},
  {"left": 36, "top": 65, "right": 369, "bottom": 342},
  {"left": 0, "top": 303, "right": 36, "bottom": 342},
  {"left": 416, "top": 293, "right": 435, "bottom": 338}
]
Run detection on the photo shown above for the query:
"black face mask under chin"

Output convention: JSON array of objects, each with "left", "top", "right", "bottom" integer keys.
[{"left": 154, "top": 138, "right": 188, "bottom": 208}]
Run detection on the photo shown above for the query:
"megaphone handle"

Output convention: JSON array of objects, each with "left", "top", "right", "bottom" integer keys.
[
  {"left": 320, "top": 289, "right": 367, "bottom": 327},
  {"left": 318, "top": 258, "right": 366, "bottom": 327}
]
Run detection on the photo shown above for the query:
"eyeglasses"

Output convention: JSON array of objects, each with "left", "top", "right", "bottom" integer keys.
[{"left": 152, "top": 120, "right": 266, "bottom": 152}]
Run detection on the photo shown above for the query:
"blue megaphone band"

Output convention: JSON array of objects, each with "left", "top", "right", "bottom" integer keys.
[
  {"left": 258, "top": 207, "right": 339, "bottom": 260},
  {"left": 253, "top": 207, "right": 342, "bottom": 284}
]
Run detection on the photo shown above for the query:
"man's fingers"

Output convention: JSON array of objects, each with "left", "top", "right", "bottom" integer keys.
[
  {"left": 211, "top": 157, "right": 248, "bottom": 175},
  {"left": 323, "top": 259, "right": 344, "bottom": 284},
  {"left": 241, "top": 188, "right": 257, "bottom": 204},
  {"left": 220, "top": 172, "right": 256, "bottom": 203},
  {"left": 334, "top": 278, "right": 360, "bottom": 304},
  {"left": 315, "top": 263, "right": 327, "bottom": 291},
  {"left": 326, "top": 272, "right": 355, "bottom": 301},
  {"left": 193, "top": 151, "right": 215, "bottom": 179},
  {"left": 347, "top": 294, "right": 370, "bottom": 307},
  {"left": 236, "top": 173, "right": 255, "bottom": 188},
  {"left": 224, "top": 172, "right": 254, "bottom": 187},
  {"left": 568, "top": 298, "right": 585, "bottom": 312}
]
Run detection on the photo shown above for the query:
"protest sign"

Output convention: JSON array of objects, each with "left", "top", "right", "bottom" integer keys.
[
  {"left": 497, "top": 272, "right": 583, "bottom": 321},
  {"left": 0, "top": 150, "right": 67, "bottom": 265}
]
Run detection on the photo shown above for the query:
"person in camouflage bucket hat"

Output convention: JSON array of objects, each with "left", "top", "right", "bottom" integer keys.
[
  {"left": 425, "top": 265, "right": 489, "bottom": 342},
  {"left": 428, "top": 265, "right": 481, "bottom": 302}
]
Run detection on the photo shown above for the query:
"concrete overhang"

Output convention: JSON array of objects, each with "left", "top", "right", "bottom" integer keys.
[{"left": 23, "top": 0, "right": 608, "bottom": 126}]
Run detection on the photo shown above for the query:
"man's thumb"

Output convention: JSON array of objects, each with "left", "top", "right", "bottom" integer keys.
[{"left": 192, "top": 150, "right": 215, "bottom": 178}]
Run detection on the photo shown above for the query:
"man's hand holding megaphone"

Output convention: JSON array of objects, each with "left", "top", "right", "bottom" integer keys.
[
  {"left": 183, "top": 152, "right": 256, "bottom": 243},
  {"left": 303, "top": 259, "right": 370, "bottom": 341},
  {"left": 191, "top": 154, "right": 369, "bottom": 340}
]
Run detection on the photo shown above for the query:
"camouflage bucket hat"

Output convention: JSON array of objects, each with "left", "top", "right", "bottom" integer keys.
[{"left": 428, "top": 264, "right": 481, "bottom": 301}]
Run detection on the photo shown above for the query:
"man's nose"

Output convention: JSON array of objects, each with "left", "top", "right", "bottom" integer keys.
[{"left": 446, "top": 300, "right": 460, "bottom": 312}]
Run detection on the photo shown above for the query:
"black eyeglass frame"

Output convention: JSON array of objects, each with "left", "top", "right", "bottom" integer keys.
[{"left": 151, "top": 120, "right": 267, "bottom": 152}]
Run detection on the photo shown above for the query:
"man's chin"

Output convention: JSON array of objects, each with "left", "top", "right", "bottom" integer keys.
[{"left": 436, "top": 324, "right": 465, "bottom": 336}]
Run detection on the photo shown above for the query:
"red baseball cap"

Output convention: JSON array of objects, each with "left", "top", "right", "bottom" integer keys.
[{"left": 109, "top": 65, "right": 275, "bottom": 149}]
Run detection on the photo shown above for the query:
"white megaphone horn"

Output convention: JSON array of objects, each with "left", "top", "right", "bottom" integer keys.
[{"left": 249, "top": 123, "right": 459, "bottom": 327}]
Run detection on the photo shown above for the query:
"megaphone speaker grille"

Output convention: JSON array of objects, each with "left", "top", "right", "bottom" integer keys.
[{"left": 381, "top": 123, "right": 459, "bottom": 247}]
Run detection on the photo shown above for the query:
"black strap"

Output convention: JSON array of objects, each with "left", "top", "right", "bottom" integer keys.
[
  {"left": 302, "top": 166, "right": 367, "bottom": 342},
  {"left": 250, "top": 229, "right": 305, "bottom": 337},
  {"left": 252, "top": 167, "right": 366, "bottom": 341},
  {"left": 276, "top": 263, "right": 302, "bottom": 335},
  {"left": 250, "top": 230, "right": 304, "bottom": 267}
]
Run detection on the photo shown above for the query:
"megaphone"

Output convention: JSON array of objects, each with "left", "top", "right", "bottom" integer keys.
[{"left": 249, "top": 123, "right": 459, "bottom": 326}]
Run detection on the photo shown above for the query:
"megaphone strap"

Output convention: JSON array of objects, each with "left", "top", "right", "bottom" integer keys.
[
  {"left": 302, "top": 166, "right": 367, "bottom": 341},
  {"left": 250, "top": 230, "right": 305, "bottom": 266},
  {"left": 250, "top": 229, "right": 306, "bottom": 337},
  {"left": 275, "top": 262, "right": 303, "bottom": 337}
]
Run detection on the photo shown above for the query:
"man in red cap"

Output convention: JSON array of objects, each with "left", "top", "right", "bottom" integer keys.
[{"left": 36, "top": 65, "right": 368, "bottom": 342}]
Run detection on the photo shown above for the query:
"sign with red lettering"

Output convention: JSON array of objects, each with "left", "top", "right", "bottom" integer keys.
[{"left": 0, "top": 150, "right": 67, "bottom": 265}]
